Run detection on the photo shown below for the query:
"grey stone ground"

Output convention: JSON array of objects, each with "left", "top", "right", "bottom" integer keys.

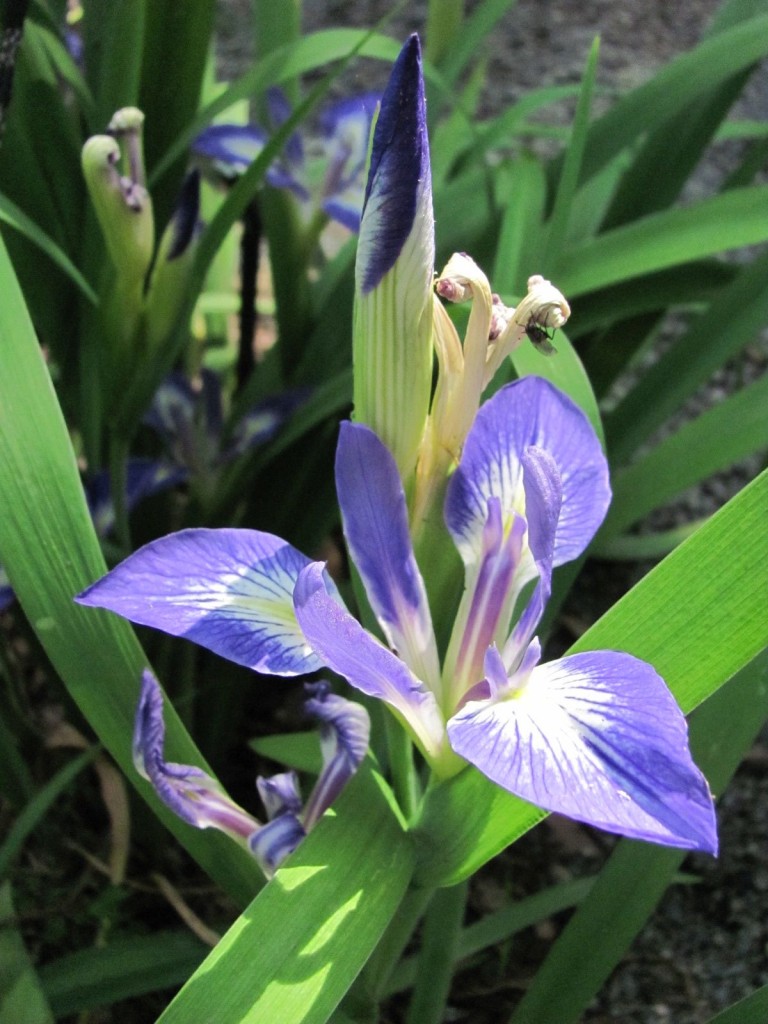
[{"left": 216, "top": 4, "right": 768, "bottom": 1021}]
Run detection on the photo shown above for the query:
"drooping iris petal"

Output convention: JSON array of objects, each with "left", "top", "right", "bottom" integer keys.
[
  {"left": 257, "top": 771, "right": 302, "bottom": 820},
  {"left": 445, "top": 377, "right": 611, "bottom": 569},
  {"left": 293, "top": 562, "right": 445, "bottom": 760},
  {"left": 335, "top": 422, "right": 440, "bottom": 688},
  {"left": 447, "top": 651, "right": 717, "bottom": 853},
  {"left": 249, "top": 814, "right": 306, "bottom": 877},
  {"left": 134, "top": 670, "right": 260, "bottom": 838},
  {"left": 76, "top": 528, "right": 323, "bottom": 675},
  {"left": 302, "top": 684, "right": 371, "bottom": 829}
]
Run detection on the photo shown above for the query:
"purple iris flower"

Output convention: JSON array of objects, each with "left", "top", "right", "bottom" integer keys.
[
  {"left": 142, "top": 369, "right": 308, "bottom": 487},
  {"left": 133, "top": 670, "right": 369, "bottom": 876},
  {"left": 76, "top": 376, "right": 717, "bottom": 854},
  {"left": 193, "top": 88, "right": 381, "bottom": 233}
]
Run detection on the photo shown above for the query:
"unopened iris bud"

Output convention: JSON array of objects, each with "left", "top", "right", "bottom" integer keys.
[
  {"left": 82, "top": 107, "right": 154, "bottom": 291},
  {"left": 353, "top": 35, "right": 434, "bottom": 489},
  {"left": 144, "top": 170, "right": 202, "bottom": 351}
]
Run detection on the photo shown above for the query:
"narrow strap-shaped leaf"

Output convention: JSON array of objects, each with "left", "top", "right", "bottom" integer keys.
[
  {"left": 0, "top": 191, "right": 96, "bottom": 302},
  {"left": 491, "top": 154, "right": 547, "bottom": 295},
  {"left": 507, "top": 650, "right": 768, "bottom": 1024},
  {"left": 705, "top": 985, "right": 768, "bottom": 1024},
  {"left": 572, "top": 14, "right": 768, "bottom": 185},
  {"left": 0, "top": 748, "right": 96, "bottom": 881},
  {"left": 413, "top": 471, "right": 767, "bottom": 886},
  {"left": 157, "top": 765, "right": 414, "bottom": 1024},
  {"left": 0, "top": 233, "right": 263, "bottom": 904},
  {"left": 554, "top": 186, "right": 768, "bottom": 298},
  {"left": 0, "top": 881, "right": 55, "bottom": 1024},
  {"left": 150, "top": 30, "right": 403, "bottom": 186},
  {"left": 606, "top": 247, "right": 768, "bottom": 462},
  {"left": 599, "top": 373, "right": 768, "bottom": 539},
  {"left": 539, "top": 36, "right": 600, "bottom": 273},
  {"left": 40, "top": 931, "right": 207, "bottom": 1019}
]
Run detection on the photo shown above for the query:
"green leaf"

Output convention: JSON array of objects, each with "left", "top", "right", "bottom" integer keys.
[
  {"left": 40, "top": 930, "right": 208, "bottom": 1018},
  {"left": 413, "top": 471, "right": 768, "bottom": 886},
  {"left": 508, "top": 650, "right": 768, "bottom": 1024},
  {"left": 574, "top": 14, "right": 768, "bottom": 186},
  {"left": 605, "top": 247, "right": 768, "bottom": 463},
  {"left": 0, "top": 882, "right": 55, "bottom": 1024},
  {"left": 491, "top": 154, "right": 547, "bottom": 295},
  {"left": 540, "top": 37, "right": 600, "bottom": 272},
  {"left": 150, "top": 30, "right": 403, "bottom": 186},
  {"left": 705, "top": 985, "right": 768, "bottom": 1024},
  {"left": 0, "top": 233, "right": 263, "bottom": 904},
  {"left": 434, "top": 0, "right": 517, "bottom": 91},
  {"left": 157, "top": 765, "right": 414, "bottom": 1024},
  {"left": 249, "top": 732, "right": 323, "bottom": 775},
  {"left": 0, "top": 192, "right": 97, "bottom": 303},
  {"left": 384, "top": 876, "right": 597, "bottom": 996},
  {"left": 554, "top": 186, "right": 768, "bottom": 298},
  {"left": 0, "top": 748, "right": 96, "bottom": 881},
  {"left": 600, "top": 373, "right": 768, "bottom": 539},
  {"left": 567, "top": 261, "right": 734, "bottom": 336}
]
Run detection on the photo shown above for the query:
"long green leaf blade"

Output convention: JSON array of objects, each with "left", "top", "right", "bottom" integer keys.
[
  {"left": 157, "top": 766, "right": 414, "bottom": 1024},
  {"left": 554, "top": 187, "right": 768, "bottom": 298},
  {"left": 0, "top": 233, "right": 262, "bottom": 904},
  {"left": 600, "top": 373, "right": 768, "bottom": 539}
]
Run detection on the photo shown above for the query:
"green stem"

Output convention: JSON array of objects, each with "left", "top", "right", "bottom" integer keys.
[
  {"left": 384, "top": 713, "right": 420, "bottom": 820},
  {"left": 361, "top": 884, "right": 435, "bottom": 1004},
  {"left": 405, "top": 879, "right": 469, "bottom": 1024}
]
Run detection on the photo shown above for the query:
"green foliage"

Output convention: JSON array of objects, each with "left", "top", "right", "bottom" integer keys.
[{"left": 0, "top": 0, "right": 766, "bottom": 1021}]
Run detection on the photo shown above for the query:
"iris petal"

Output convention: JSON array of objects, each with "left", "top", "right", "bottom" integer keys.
[
  {"left": 448, "top": 651, "right": 717, "bottom": 853},
  {"left": 336, "top": 422, "right": 440, "bottom": 688},
  {"left": 76, "top": 528, "right": 322, "bottom": 675},
  {"left": 293, "top": 562, "right": 445, "bottom": 760},
  {"left": 302, "top": 686, "right": 370, "bottom": 829},
  {"left": 445, "top": 377, "right": 611, "bottom": 569}
]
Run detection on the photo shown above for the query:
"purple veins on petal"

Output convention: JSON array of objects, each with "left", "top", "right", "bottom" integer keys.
[
  {"left": 302, "top": 683, "right": 370, "bottom": 829},
  {"left": 335, "top": 422, "right": 440, "bottom": 687},
  {"left": 76, "top": 528, "right": 324, "bottom": 676},
  {"left": 249, "top": 813, "right": 306, "bottom": 877},
  {"left": 134, "top": 670, "right": 260, "bottom": 838},
  {"left": 447, "top": 651, "right": 717, "bottom": 854},
  {"left": 445, "top": 377, "right": 611, "bottom": 569},
  {"left": 357, "top": 34, "right": 432, "bottom": 294},
  {"left": 257, "top": 771, "right": 303, "bottom": 821},
  {"left": 293, "top": 562, "right": 446, "bottom": 760}
]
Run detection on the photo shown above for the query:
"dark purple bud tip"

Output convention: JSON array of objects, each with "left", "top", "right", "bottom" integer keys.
[{"left": 358, "top": 34, "right": 431, "bottom": 294}]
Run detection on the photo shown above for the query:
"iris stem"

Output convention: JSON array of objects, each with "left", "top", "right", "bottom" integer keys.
[
  {"left": 361, "top": 884, "right": 435, "bottom": 1004},
  {"left": 405, "top": 879, "right": 468, "bottom": 1024},
  {"left": 384, "top": 712, "right": 420, "bottom": 820}
]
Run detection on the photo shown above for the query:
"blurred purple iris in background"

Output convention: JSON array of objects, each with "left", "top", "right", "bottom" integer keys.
[{"left": 193, "top": 88, "right": 381, "bottom": 233}]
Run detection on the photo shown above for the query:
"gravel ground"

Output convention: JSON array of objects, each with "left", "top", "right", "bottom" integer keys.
[{"left": 215, "top": 3, "right": 768, "bottom": 1021}]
